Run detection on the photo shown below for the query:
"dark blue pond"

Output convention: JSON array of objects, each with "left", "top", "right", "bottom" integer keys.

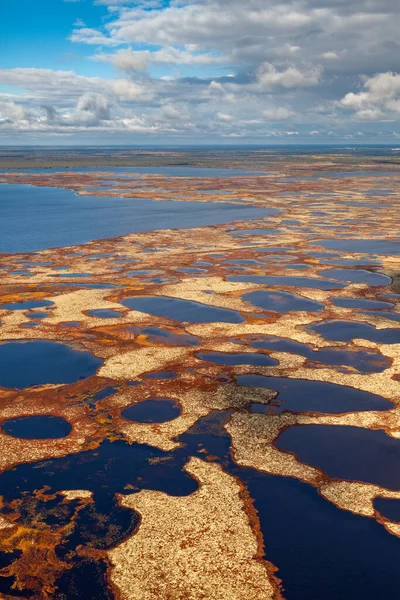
[
  {"left": 243, "top": 334, "right": 390, "bottom": 373},
  {"left": 0, "top": 184, "right": 279, "bottom": 253},
  {"left": 1, "top": 415, "right": 72, "bottom": 439},
  {"left": 237, "top": 375, "right": 392, "bottom": 414},
  {"left": 28, "top": 311, "right": 49, "bottom": 320},
  {"left": 359, "top": 310, "right": 400, "bottom": 323},
  {"left": 321, "top": 269, "right": 391, "bottom": 286},
  {"left": 311, "top": 239, "right": 400, "bottom": 255},
  {"left": 243, "top": 467, "right": 400, "bottom": 600},
  {"left": 308, "top": 320, "right": 400, "bottom": 344},
  {"left": 121, "top": 296, "right": 244, "bottom": 324},
  {"left": 1, "top": 300, "right": 54, "bottom": 311},
  {"left": 331, "top": 297, "right": 394, "bottom": 309},
  {"left": 276, "top": 425, "right": 400, "bottom": 490},
  {"left": 374, "top": 498, "right": 400, "bottom": 523},
  {"left": 121, "top": 399, "right": 181, "bottom": 423},
  {"left": 0, "top": 341, "right": 102, "bottom": 389},
  {"left": 242, "top": 290, "right": 324, "bottom": 313},
  {"left": 229, "top": 275, "right": 346, "bottom": 290}
]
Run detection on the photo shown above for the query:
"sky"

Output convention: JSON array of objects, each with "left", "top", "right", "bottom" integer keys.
[{"left": 0, "top": 0, "right": 399, "bottom": 145}]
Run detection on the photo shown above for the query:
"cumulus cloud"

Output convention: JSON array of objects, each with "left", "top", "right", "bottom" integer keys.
[
  {"left": 76, "top": 93, "right": 111, "bottom": 121},
  {"left": 0, "top": 101, "right": 25, "bottom": 122},
  {"left": 111, "top": 79, "right": 153, "bottom": 101},
  {"left": 257, "top": 63, "right": 322, "bottom": 90},
  {"left": 340, "top": 72, "right": 400, "bottom": 119},
  {"left": 2, "top": 0, "right": 400, "bottom": 140}
]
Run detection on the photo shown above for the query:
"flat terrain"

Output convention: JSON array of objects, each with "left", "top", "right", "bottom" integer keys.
[{"left": 0, "top": 148, "right": 399, "bottom": 599}]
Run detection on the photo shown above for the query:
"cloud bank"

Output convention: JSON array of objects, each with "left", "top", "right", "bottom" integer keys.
[{"left": 1, "top": 0, "right": 399, "bottom": 141}]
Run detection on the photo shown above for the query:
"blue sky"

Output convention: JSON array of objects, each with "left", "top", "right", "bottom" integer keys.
[
  {"left": 1, "top": 1, "right": 109, "bottom": 74},
  {"left": 0, "top": 0, "right": 399, "bottom": 144}
]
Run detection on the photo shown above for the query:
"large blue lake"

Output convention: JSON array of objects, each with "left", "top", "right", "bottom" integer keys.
[{"left": 0, "top": 184, "right": 279, "bottom": 254}]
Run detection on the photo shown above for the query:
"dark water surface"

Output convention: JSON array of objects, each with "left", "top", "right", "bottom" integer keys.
[
  {"left": 1, "top": 410, "right": 400, "bottom": 599},
  {"left": 321, "top": 268, "right": 391, "bottom": 286},
  {"left": 1, "top": 415, "right": 72, "bottom": 439},
  {"left": 121, "top": 295, "right": 244, "bottom": 324},
  {"left": 1, "top": 300, "right": 54, "bottom": 311},
  {"left": 0, "top": 340, "right": 102, "bottom": 389},
  {"left": 0, "top": 184, "right": 279, "bottom": 253},
  {"left": 312, "top": 239, "right": 400, "bottom": 255},
  {"left": 243, "top": 290, "right": 324, "bottom": 313},
  {"left": 276, "top": 425, "right": 400, "bottom": 490},
  {"left": 237, "top": 375, "right": 392, "bottom": 413},
  {"left": 229, "top": 275, "right": 347, "bottom": 290},
  {"left": 308, "top": 320, "right": 400, "bottom": 344},
  {"left": 242, "top": 334, "right": 390, "bottom": 373},
  {"left": 121, "top": 399, "right": 181, "bottom": 423},
  {"left": 331, "top": 297, "right": 394, "bottom": 309}
]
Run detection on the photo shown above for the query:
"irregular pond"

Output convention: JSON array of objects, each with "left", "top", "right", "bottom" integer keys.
[
  {"left": 1, "top": 415, "right": 72, "bottom": 439},
  {"left": 1, "top": 300, "right": 54, "bottom": 311},
  {"left": 276, "top": 425, "right": 400, "bottom": 490},
  {"left": 242, "top": 290, "right": 324, "bottom": 313},
  {"left": 230, "top": 275, "right": 346, "bottom": 290},
  {"left": 331, "top": 297, "right": 394, "bottom": 309},
  {"left": 121, "top": 296, "right": 244, "bottom": 324},
  {"left": 359, "top": 310, "right": 400, "bottom": 323},
  {"left": 307, "top": 320, "right": 400, "bottom": 344},
  {"left": 243, "top": 334, "right": 390, "bottom": 373},
  {"left": 321, "top": 269, "right": 391, "bottom": 286},
  {"left": 121, "top": 399, "right": 181, "bottom": 423},
  {"left": 0, "top": 341, "right": 103, "bottom": 389},
  {"left": 237, "top": 375, "right": 392, "bottom": 413},
  {"left": 311, "top": 239, "right": 400, "bottom": 255}
]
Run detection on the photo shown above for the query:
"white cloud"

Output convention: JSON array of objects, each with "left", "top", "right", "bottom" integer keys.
[
  {"left": 94, "top": 46, "right": 224, "bottom": 73},
  {"left": 321, "top": 52, "right": 340, "bottom": 60},
  {"left": 216, "top": 112, "right": 233, "bottom": 121},
  {"left": 0, "top": 101, "right": 25, "bottom": 122},
  {"left": 111, "top": 79, "right": 153, "bottom": 101},
  {"left": 262, "top": 107, "right": 296, "bottom": 120},
  {"left": 70, "top": 28, "right": 117, "bottom": 46},
  {"left": 2, "top": 0, "right": 400, "bottom": 140},
  {"left": 76, "top": 93, "right": 111, "bottom": 121},
  {"left": 257, "top": 63, "right": 322, "bottom": 90},
  {"left": 340, "top": 72, "right": 400, "bottom": 120}
]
